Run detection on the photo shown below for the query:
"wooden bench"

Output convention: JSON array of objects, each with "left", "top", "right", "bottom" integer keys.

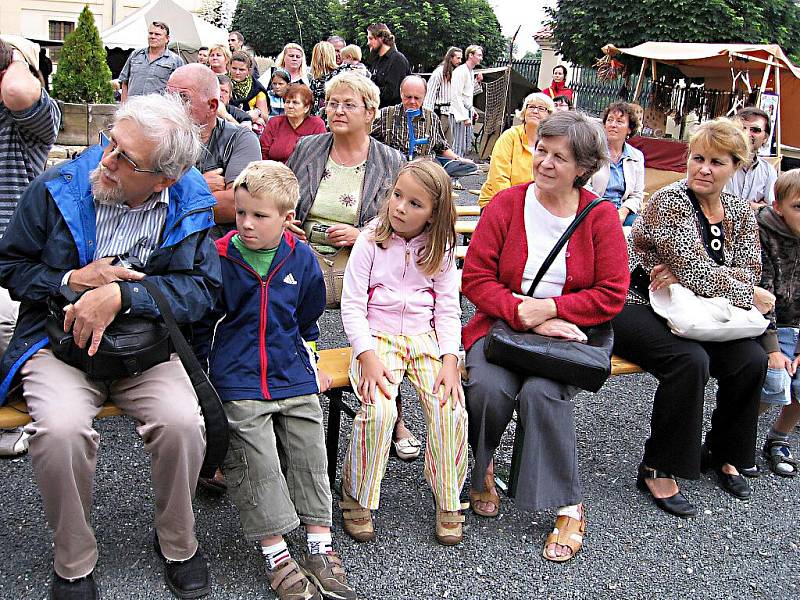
[
  {"left": 0, "top": 348, "right": 643, "bottom": 497},
  {"left": 456, "top": 205, "right": 481, "bottom": 217}
]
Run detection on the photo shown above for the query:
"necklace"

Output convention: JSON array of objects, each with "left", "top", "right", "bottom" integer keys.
[{"left": 331, "top": 141, "right": 368, "bottom": 167}]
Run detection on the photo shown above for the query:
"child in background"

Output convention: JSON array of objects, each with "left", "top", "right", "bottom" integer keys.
[
  {"left": 338, "top": 160, "right": 468, "bottom": 546},
  {"left": 197, "top": 161, "right": 355, "bottom": 600},
  {"left": 758, "top": 168, "right": 800, "bottom": 478},
  {"left": 267, "top": 68, "right": 290, "bottom": 117}
]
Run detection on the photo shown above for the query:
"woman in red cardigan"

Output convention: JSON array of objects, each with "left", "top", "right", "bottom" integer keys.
[
  {"left": 462, "top": 111, "right": 629, "bottom": 562},
  {"left": 260, "top": 83, "right": 326, "bottom": 163}
]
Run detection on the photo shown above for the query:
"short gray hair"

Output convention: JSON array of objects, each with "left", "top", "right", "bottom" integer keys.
[
  {"left": 536, "top": 111, "right": 608, "bottom": 188},
  {"left": 114, "top": 93, "right": 202, "bottom": 180}
]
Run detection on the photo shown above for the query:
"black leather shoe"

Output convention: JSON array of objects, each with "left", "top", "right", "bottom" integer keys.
[
  {"left": 154, "top": 534, "right": 211, "bottom": 599},
  {"left": 636, "top": 463, "right": 697, "bottom": 518},
  {"left": 700, "top": 444, "right": 752, "bottom": 500},
  {"left": 50, "top": 571, "right": 99, "bottom": 600}
]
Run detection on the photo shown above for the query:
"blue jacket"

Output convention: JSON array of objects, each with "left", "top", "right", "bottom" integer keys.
[
  {"left": 195, "top": 231, "right": 326, "bottom": 402},
  {"left": 0, "top": 146, "right": 222, "bottom": 403}
]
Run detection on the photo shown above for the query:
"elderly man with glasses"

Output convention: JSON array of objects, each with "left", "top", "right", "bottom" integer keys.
[
  {"left": 0, "top": 93, "right": 222, "bottom": 600},
  {"left": 724, "top": 106, "right": 778, "bottom": 209}
]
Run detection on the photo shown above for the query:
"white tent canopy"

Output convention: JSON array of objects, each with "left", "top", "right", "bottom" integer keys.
[{"left": 101, "top": 0, "right": 228, "bottom": 53}]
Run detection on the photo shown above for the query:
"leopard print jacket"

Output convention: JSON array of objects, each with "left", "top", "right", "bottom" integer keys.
[{"left": 626, "top": 179, "right": 761, "bottom": 309}]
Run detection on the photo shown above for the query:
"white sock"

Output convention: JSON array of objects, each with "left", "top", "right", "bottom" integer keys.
[
  {"left": 307, "top": 532, "right": 333, "bottom": 555},
  {"left": 261, "top": 540, "right": 291, "bottom": 570},
  {"left": 556, "top": 504, "right": 582, "bottom": 521}
]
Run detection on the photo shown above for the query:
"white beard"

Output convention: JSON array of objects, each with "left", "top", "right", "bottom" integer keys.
[{"left": 90, "top": 165, "right": 126, "bottom": 206}]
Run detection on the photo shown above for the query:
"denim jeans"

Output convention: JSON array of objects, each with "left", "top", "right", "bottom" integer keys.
[
  {"left": 436, "top": 155, "right": 479, "bottom": 179},
  {"left": 762, "top": 327, "right": 800, "bottom": 406}
]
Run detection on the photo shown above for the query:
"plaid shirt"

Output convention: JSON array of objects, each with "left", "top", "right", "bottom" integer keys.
[{"left": 370, "top": 105, "right": 450, "bottom": 159}]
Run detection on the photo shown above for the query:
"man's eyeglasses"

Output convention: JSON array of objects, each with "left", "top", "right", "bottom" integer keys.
[
  {"left": 326, "top": 100, "right": 365, "bottom": 113},
  {"left": 98, "top": 129, "right": 162, "bottom": 174}
]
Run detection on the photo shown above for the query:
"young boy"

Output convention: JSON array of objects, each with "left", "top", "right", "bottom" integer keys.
[
  {"left": 758, "top": 168, "right": 800, "bottom": 478},
  {"left": 196, "top": 161, "right": 355, "bottom": 600}
]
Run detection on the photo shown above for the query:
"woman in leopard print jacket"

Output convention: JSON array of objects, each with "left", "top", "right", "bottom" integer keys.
[{"left": 612, "top": 118, "right": 773, "bottom": 517}]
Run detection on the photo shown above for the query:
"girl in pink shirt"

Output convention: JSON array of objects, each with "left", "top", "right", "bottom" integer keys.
[{"left": 339, "top": 160, "right": 468, "bottom": 546}]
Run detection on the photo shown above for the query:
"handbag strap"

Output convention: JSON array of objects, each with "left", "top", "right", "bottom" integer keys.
[
  {"left": 139, "top": 279, "right": 205, "bottom": 377},
  {"left": 525, "top": 197, "right": 607, "bottom": 297}
]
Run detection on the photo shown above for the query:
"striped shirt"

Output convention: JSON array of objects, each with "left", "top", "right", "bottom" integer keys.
[
  {"left": 423, "top": 65, "right": 453, "bottom": 114},
  {"left": 93, "top": 189, "right": 169, "bottom": 264},
  {"left": 0, "top": 89, "right": 61, "bottom": 236},
  {"left": 370, "top": 105, "right": 449, "bottom": 159}
]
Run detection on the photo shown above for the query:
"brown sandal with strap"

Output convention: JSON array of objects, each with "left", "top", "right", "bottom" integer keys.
[
  {"left": 542, "top": 511, "right": 586, "bottom": 563},
  {"left": 469, "top": 463, "right": 500, "bottom": 517},
  {"left": 435, "top": 502, "right": 468, "bottom": 546},
  {"left": 338, "top": 488, "right": 374, "bottom": 543}
]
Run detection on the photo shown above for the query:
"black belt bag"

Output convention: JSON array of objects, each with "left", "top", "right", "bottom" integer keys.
[
  {"left": 46, "top": 297, "right": 172, "bottom": 380},
  {"left": 483, "top": 198, "right": 614, "bottom": 393},
  {"left": 46, "top": 279, "right": 228, "bottom": 479}
]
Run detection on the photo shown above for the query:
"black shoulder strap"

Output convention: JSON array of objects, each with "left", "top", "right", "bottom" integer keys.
[
  {"left": 140, "top": 279, "right": 228, "bottom": 478},
  {"left": 526, "top": 197, "right": 607, "bottom": 297}
]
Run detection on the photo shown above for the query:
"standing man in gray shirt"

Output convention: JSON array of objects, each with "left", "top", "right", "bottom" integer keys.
[{"left": 119, "top": 21, "right": 185, "bottom": 102}]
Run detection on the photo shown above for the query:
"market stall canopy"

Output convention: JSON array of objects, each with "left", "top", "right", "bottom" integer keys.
[
  {"left": 609, "top": 42, "right": 800, "bottom": 148},
  {"left": 101, "top": 0, "right": 228, "bottom": 54}
]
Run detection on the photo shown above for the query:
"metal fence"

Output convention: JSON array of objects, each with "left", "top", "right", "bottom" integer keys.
[{"left": 496, "top": 58, "right": 654, "bottom": 116}]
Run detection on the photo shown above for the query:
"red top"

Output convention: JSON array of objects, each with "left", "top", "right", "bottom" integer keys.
[
  {"left": 461, "top": 183, "right": 630, "bottom": 351},
  {"left": 543, "top": 80, "right": 574, "bottom": 101},
  {"left": 260, "top": 115, "right": 327, "bottom": 163}
]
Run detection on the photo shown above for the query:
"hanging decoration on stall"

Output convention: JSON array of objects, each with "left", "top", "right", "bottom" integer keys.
[{"left": 595, "top": 44, "right": 627, "bottom": 81}]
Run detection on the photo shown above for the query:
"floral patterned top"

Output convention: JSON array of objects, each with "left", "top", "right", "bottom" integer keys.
[
  {"left": 303, "top": 156, "right": 366, "bottom": 254},
  {"left": 626, "top": 179, "right": 761, "bottom": 309}
]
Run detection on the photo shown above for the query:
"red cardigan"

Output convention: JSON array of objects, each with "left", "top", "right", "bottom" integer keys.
[
  {"left": 260, "top": 115, "right": 327, "bottom": 163},
  {"left": 461, "top": 183, "right": 630, "bottom": 351}
]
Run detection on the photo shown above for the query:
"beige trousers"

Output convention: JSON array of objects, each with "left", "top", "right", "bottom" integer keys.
[{"left": 21, "top": 349, "right": 206, "bottom": 579}]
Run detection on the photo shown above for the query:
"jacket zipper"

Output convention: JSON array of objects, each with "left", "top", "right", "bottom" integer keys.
[{"left": 223, "top": 250, "right": 292, "bottom": 399}]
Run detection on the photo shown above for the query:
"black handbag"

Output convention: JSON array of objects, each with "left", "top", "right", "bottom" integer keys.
[
  {"left": 45, "top": 280, "right": 228, "bottom": 479},
  {"left": 483, "top": 198, "right": 614, "bottom": 392}
]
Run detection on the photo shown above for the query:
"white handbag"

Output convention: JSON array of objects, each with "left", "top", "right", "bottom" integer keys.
[{"left": 649, "top": 283, "right": 769, "bottom": 342}]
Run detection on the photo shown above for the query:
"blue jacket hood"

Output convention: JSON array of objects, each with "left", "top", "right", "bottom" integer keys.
[{"left": 44, "top": 145, "right": 216, "bottom": 266}]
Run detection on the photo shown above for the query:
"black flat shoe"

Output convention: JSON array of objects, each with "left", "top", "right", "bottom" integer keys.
[
  {"left": 154, "top": 534, "right": 211, "bottom": 599},
  {"left": 738, "top": 465, "right": 761, "bottom": 478},
  {"left": 50, "top": 571, "right": 99, "bottom": 600},
  {"left": 636, "top": 463, "right": 697, "bottom": 518},
  {"left": 700, "top": 444, "right": 752, "bottom": 500}
]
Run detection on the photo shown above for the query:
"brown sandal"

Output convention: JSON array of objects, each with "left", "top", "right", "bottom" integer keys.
[
  {"left": 435, "top": 503, "right": 468, "bottom": 546},
  {"left": 542, "top": 512, "right": 586, "bottom": 563},
  {"left": 338, "top": 488, "right": 374, "bottom": 543},
  {"left": 469, "top": 463, "right": 500, "bottom": 517}
]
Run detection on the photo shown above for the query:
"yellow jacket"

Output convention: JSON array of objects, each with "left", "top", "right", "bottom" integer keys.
[{"left": 478, "top": 125, "right": 534, "bottom": 208}]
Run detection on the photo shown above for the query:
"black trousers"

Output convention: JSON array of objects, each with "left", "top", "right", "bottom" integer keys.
[{"left": 612, "top": 304, "right": 767, "bottom": 479}]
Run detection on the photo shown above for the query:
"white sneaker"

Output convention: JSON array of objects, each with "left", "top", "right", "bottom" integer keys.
[{"left": 0, "top": 428, "right": 30, "bottom": 456}]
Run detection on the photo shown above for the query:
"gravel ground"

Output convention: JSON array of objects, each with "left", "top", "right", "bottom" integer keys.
[{"left": 1, "top": 172, "right": 799, "bottom": 599}]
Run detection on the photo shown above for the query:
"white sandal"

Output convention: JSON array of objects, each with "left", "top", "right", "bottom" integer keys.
[{"left": 391, "top": 435, "right": 421, "bottom": 461}]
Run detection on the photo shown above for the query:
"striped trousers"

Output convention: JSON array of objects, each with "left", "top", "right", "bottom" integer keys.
[
  {"left": 342, "top": 331, "right": 468, "bottom": 511},
  {"left": 451, "top": 118, "right": 473, "bottom": 157}
]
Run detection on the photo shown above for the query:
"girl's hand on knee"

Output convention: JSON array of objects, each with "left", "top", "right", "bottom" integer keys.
[
  {"left": 357, "top": 350, "right": 396, "bottom": 404},
  {"left": 434, "top": 355, "right": 465, "bottom": 409}
]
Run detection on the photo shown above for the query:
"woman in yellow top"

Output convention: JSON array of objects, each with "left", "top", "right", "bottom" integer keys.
[{"left": 478, "top": 93, "right": 554, "bottom": 208}]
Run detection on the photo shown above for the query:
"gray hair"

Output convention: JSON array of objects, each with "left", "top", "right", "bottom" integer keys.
[
  {"left": 114, "top": 94, "right": 202, "bottom": 180},
  {"left": 536, "top": 111, "right": 608, "bottom": 188}
]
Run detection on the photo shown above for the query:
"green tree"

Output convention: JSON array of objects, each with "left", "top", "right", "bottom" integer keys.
[
  {"left": 333, "top": 0, "right": 505, "bottom": 71},
  {"left": 231, "top": 0, "right": 338, "bottom": 58},
  {"left": 548, "top": 0, "right": 800, "bottom": 67},
  {"left": 52, "top": 6, "right": 114, "bottom": 103}
]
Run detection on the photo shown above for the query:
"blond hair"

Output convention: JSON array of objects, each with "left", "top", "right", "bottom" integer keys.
[
  {"left": 208, "top": 44, "right": 231, "bottom": 65},
  {"left": 326, "top": 70, "right": 381, "bottom": 119},
  {"left": 373, "top": 160, "right": 456, "bottom": 277},
  {"left": 688, "top": 117, "right": 750, "bottom": 166},
  {"left": 233, "top": 160, "right": 299, "bottom": 214},
  {"left": 775, "top": 169, "right": 800, "bottom": 205},
  {"left": 515, "top": 92, "right": 555, "bottom": 120},
  {"left": 340, "top": 44, "right": 362, "bottom": 62},
  {"left": 310, "top": 41, "right": 337, "bottom": 78}
]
